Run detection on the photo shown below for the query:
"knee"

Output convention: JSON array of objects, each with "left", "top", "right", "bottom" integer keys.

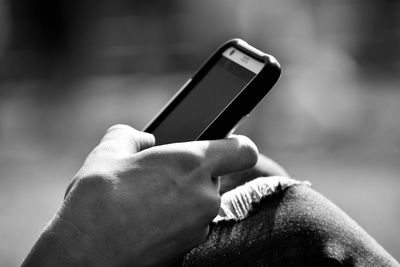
[
  {"left": 264, "top": 185, "right": 394, "bottom": 266},
  {"left": 183, "top": 185, "right": 397, "bottom": 266},
  {"left": 258, "top": 185, "right": 348, "bottom": 265}
]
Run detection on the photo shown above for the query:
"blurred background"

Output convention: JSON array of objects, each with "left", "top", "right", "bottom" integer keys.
[{"left": 1, "top": 0, "right": 400, "bottom": 265}]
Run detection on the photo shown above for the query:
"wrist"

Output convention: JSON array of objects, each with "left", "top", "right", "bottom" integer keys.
[{"left": 22, "top": 214, "right": 107, "bottom": 267}]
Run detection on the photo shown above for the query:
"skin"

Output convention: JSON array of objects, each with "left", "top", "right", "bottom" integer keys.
[
  {"left": 219, "top": 153, "right": 289, "bottom": 194},
  {"left": 21, "top": 124, "right": 263, "bottom": 267}
]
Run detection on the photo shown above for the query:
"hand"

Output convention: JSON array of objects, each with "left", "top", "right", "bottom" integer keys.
[
  {"left": 22, "top": 125, "right": 258, "bottom": 267},
  {"left": 219, "top": 153, "right": 289, "bottom": 194}
]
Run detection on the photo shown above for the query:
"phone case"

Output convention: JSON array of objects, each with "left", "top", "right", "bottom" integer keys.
[{"left": 144, "top": 38, "right": 281, "bottom": 142}]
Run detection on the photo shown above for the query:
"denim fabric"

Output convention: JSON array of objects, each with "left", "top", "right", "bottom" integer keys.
[
  {"left": 215, "top": 177, "right": 310, "bottom": 222},
  {"left": 181, "top": 184, "right": 399, "bottom": 267}
]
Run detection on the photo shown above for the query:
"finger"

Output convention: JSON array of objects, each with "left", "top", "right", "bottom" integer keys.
[
  {"left": 256, "top": 154, "right": 290, "bottom": 177},
  {"left": 99, "top": 124, "right": 155, "bottom": 154},
  {"left": 219, "top": 154, "right": 290, "bottom": 194},
  {"left": 201, "top": 135, "right": 258, "bottom": 177}
]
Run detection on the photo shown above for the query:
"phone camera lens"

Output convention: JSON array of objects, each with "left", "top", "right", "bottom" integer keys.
[{"left": 229, "top": 50, "right": 235, "bottom": 56}]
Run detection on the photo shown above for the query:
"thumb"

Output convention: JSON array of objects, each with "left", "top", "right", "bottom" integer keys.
[{"left": 99, "top": 124, "right": 155, "bottom": 155}]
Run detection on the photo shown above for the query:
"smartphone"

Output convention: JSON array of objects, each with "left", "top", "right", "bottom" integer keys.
[{"left": 143, "top": 38, "right": 281, "bottom": 145}]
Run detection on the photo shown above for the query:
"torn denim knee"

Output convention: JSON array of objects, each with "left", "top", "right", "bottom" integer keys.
[{"left": 214, "top": 176, "right": 311, "bottom": 223}]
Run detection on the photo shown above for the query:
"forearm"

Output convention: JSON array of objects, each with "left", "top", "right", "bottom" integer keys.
[{"left": 21, "top": 217, "right": 105, "bottom": 267}]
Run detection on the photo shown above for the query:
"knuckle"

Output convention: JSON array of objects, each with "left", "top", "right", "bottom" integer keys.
[
  {"left": 182, "top": 151, "right": 205, "bottom": 172},
  {"left": 142, "top": 143, "right": 209, "bottom": 176},
  {"left": 70, "top": 173, "right": 114, "bottom": 196},
  {"left": 64, "top": 177, "right": 78, "bottom": 199},
  {"left": 167, "top": 145, "right": 206, "bottom": 174},
  {"left": 106, "top": 124, "right": 132, "bottom": 133},
  {"left": 104, "top": 124, "right": 138, "bottom": 142}
]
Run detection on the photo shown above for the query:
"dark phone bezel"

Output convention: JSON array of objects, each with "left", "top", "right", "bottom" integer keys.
[{"left": 143, "top": 38, "right": 281, "bottom": 143}]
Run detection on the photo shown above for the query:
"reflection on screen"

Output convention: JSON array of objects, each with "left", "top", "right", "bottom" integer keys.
[{"left": 153, "top": 54, "right": 258, "bottom": 145}]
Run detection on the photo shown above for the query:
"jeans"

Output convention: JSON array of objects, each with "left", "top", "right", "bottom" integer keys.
[{"left": 181, "top": 183, "right": 399, "bottom": 266}]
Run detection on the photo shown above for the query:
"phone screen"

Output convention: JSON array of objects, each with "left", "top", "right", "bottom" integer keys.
[{"left": 152, "top": 47, "right": 265, "bottom": 145}]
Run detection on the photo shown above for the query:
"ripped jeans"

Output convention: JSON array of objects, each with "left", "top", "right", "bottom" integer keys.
[{"left": 180, "top": 177, "right": 399, "bottom": 266}]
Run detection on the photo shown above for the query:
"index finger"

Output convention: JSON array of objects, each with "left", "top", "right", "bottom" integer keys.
[{"left": 202, "top": 135, "right": 258, "bottom": 177}]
